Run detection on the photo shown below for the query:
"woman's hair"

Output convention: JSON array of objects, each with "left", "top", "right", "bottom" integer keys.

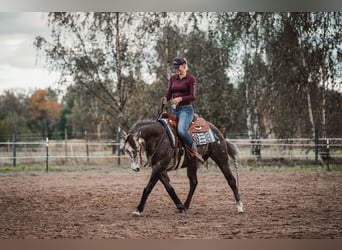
[
  {"left": 172, "top": 57, "right": 188, "bottom": 70},
  {"left": 183, "top": 58, "right": 188, "bottom": 70}
]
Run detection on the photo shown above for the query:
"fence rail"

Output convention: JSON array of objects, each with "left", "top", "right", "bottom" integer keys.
[
  {"left": 230, "top": 138, "right": 342, "bottom": 159},
  {"left": 0, "top": 137, "right": 341, "bottom": 171}
]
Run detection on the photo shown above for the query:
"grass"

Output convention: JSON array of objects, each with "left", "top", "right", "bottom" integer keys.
[
  {"left": 240, "top": 164, "right": 342, "bottom": 173},
  {"left": 0, "top": 163, "right": 133, "bottom": 175},
  {"left": 0, "top": 159, "right": 341, "bottom": 175},
  {"left": 0, "top": 165, "right": 48, "bottom": 173}
]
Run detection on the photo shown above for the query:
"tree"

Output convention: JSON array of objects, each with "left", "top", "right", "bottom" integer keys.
[
  {"left": 296, "top": 12, "right": 342, "bottom": 138},
  {"left": 217, "top": 12, "right": 272, "bottom": 155},
  {"left": 29, "top": 89, "right": 62, "bottom": 137},
  {"left": 263, "top": 13, "right": 310, "bottom": 138},
  {"left": 34, "top": 12, "right": 165, "bottom": 134},
  {"left": 264, "top": 12, "right": 342, "bottom": 138},
  {"left": 34, "top": 12, "right": 342, "bottom": 141},
  {"left": 151, "top": 13, "right": 244, "bottom": 137},
  {"left": 0, "top": 90, "right": 31, "bottom": 141},
  {"left": 221, "top": 12, "right": 342, "bottom": 140},
  {"left": 184, "top": 28, "right": 236, "bottom": 136}
]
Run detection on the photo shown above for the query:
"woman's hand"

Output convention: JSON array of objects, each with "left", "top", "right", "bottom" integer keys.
[{"left": 171, "top": 97, "right": 182, "bottom": 106}]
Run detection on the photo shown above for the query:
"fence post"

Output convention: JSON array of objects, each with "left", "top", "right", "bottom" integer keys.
[
  {"left": 85, "top": 130, "right": 89, "bottom": 164},
  {"left": 64, "top": 128, "right": 68, "bottom": 161},
  {"left": 116, "top": 127, "right": 121, "bottom": 167},
  {"left": 12, "top": 133, "right": 16, "bottom": 167},
  {"left": 251, "top": 137, "right": 261, "bottom": 158},
  {"left": 314, "top": 130, "right": 319, "bottom": 162},
  {"left": 46, "top": 137, "right": 49, "bottom": 172},
  {"left": 326, "top": 138, "right": 330, "bottom": 171}
]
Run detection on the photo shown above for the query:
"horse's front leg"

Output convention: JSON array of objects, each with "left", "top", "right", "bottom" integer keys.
[
  {"left": 133, "top": 168, "right": 160, "bottom": 216},
  {"left": 159, "top": 172, "right": 186, "bottom": 213},
  {"left": 184, "top": 164, "right": 198, "bottom": 209}
]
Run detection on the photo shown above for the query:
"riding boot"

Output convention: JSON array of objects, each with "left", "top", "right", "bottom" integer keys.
[{"left": 186, "top": 143, "right": 204, "bottom": 163}]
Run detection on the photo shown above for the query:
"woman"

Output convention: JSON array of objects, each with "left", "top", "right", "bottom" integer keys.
[{"left": 162, "top": 58, "right": 204, "bottom": 163}]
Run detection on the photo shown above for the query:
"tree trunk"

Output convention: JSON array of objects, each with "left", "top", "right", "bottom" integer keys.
[
  {"left": 320, "top": 67, "right": 327, "bottom": 138},
  {"left": 115, "top": 12, "right": 123, "bottom": 108},
  {"left": 245, "top": 60, "right": 261, "bottom": 157},
  {"left": 306, "top": 86, "right": 316, "bottom": 139}
]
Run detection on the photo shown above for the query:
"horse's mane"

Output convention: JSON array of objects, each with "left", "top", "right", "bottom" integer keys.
[{"left": 130, "top": 119, "right": 159, "bottom": 132}]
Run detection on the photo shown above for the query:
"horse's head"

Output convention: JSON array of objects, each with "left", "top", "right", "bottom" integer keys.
[{"left": 121, "top": 130, "right": 143, "bottom": 172}]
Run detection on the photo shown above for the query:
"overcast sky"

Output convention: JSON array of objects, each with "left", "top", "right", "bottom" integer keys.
[
  {"left": 0, "top": 12, "right": 59, "bottom": 95},
  {"left": 1, "top": 11, "right": 340, "bottom": 97}
]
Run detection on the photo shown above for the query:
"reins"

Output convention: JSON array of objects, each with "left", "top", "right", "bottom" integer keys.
[
  {"left": 145, "top": 98, "right": 180, "bottom": 168},
  {"left": 130, "top": 99, "right": 168, "bottom": 168},
  {"left": 139, "top": 99, "right": 168, "bottom": 168},
  {"left": 155, "top": 97, "right": 165, "bottom": 120},
  {"left": 142, "top": 132, "right": 167, "bottom": 168}
]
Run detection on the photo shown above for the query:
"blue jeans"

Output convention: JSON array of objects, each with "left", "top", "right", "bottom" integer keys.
[{"left": 171, "top": 105, "right": 194, "bottom": 148}]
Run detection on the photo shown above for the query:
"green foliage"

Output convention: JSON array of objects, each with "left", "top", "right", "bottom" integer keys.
[
  {"left": 224, "top": 12, "right": 342, "bottom": 139},
  {"left": 0, "top": 91, "right": 32, "bottom": 141}
]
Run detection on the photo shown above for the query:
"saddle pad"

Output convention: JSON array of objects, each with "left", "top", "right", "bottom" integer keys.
[
  {"left": 158, "top": 118, "right": 176, "bottom": 147},
  {"left": 192, "top": 129, "right": 216, "bottom": 145},
  {"left": 188, "top": 117, "right": 215, "bottom": 145}
]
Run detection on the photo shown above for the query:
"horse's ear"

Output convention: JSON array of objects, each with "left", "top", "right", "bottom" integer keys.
[{"left": 121, "top": 129, "right": 128, "bottom": 140}]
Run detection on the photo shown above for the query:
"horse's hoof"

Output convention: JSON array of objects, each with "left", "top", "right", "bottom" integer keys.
[
  {"left": 237, "top": 201, "right": 244, "bottom": 213},
  {"left": 178, "top": 209, "right": 186, "bottom": 215},
  {"left": 132, "top": 209, "right": 141, "bottom": 216}
]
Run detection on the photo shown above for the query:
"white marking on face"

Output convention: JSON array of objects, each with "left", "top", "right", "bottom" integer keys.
[{"left": 124, "top": 135, "right": 142, "bottom": 172}]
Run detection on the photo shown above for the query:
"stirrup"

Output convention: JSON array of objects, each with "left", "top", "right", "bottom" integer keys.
[{"left": 185, "top": 147, "right": 204, "bottom": 163}]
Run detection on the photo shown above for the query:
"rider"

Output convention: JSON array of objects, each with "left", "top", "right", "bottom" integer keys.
[{"left": 162, "top": 57, "right": 204, "bottom": 163}]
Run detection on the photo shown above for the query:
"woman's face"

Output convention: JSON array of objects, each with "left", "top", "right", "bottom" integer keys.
[{"left": 175, "top": 63, "right": 186, "bottom": 75}]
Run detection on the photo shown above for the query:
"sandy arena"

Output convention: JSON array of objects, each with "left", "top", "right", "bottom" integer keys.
[{"left": 0, "top": 167, "right": 341, "bottom": 239}]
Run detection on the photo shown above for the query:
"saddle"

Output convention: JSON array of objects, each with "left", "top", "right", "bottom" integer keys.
[
  {"left": 158, "top": 110, "right": 215, "bottom": 168},
  {"left": 160, "top": 111, "right": 210, "bottom": 135},
  {"left": 159, "top": 110, "right": 216, "bottom": 146}
]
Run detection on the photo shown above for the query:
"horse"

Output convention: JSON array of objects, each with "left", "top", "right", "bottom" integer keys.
[{"left": 121, "top": 119, "right": 244, "bottom": 216}]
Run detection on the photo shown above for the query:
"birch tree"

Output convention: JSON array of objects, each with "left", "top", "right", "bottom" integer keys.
[
  {"left": 34, "top": 12, "right": 157, "bottom": 134},
  {"left": 228, "top": 12, "right": 270, "bottom": 154}
]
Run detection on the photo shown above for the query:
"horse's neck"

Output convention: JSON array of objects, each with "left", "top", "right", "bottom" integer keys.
[
  {"left": 139, "top": 122, "right": 163, "bottom": 139},
  {"left": 139, "top": 122, "right": 165, "bottom": 151}
]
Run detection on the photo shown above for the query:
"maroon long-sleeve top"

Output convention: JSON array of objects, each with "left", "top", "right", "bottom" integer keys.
[{"left": 164, "top": 73, "right": 197, "bottom": 106}]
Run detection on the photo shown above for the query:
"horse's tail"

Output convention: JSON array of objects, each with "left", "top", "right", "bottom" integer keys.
[
  {"left": 208, "top": 121, "right": 239, "bottom": 167},
  {"left": 226, "top": 139, "right": 240, "bottom": 188},
  {"left": 226, "top": 140, "right": 239, "bottom": 161},
  {"left": 226, "top": 140, "right": 240, "bottom": 170}
]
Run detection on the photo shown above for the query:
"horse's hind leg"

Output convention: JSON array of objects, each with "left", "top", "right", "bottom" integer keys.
[
  {"left": 219, "top": 164, "right": 244, "bottom": 213},
  {"left": 159, "top": 172, "right": 186, "bottom": 213},
  {"left": 184, "top": 164, "right": 198, "bottom": 209},
  {"left": 211, "top": 147, "right": 244, "bottom": 213}
]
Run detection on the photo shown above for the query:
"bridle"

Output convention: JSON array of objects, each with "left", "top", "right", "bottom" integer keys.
[
  {"left": 124, "top": 133, "right": 143, "bottom": 165},
  {"left": 125, "top": 130, "right": 166, "bottom": 169},
  {"left": 125, "top": 99, "right": 168, "bottom": 168}
]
